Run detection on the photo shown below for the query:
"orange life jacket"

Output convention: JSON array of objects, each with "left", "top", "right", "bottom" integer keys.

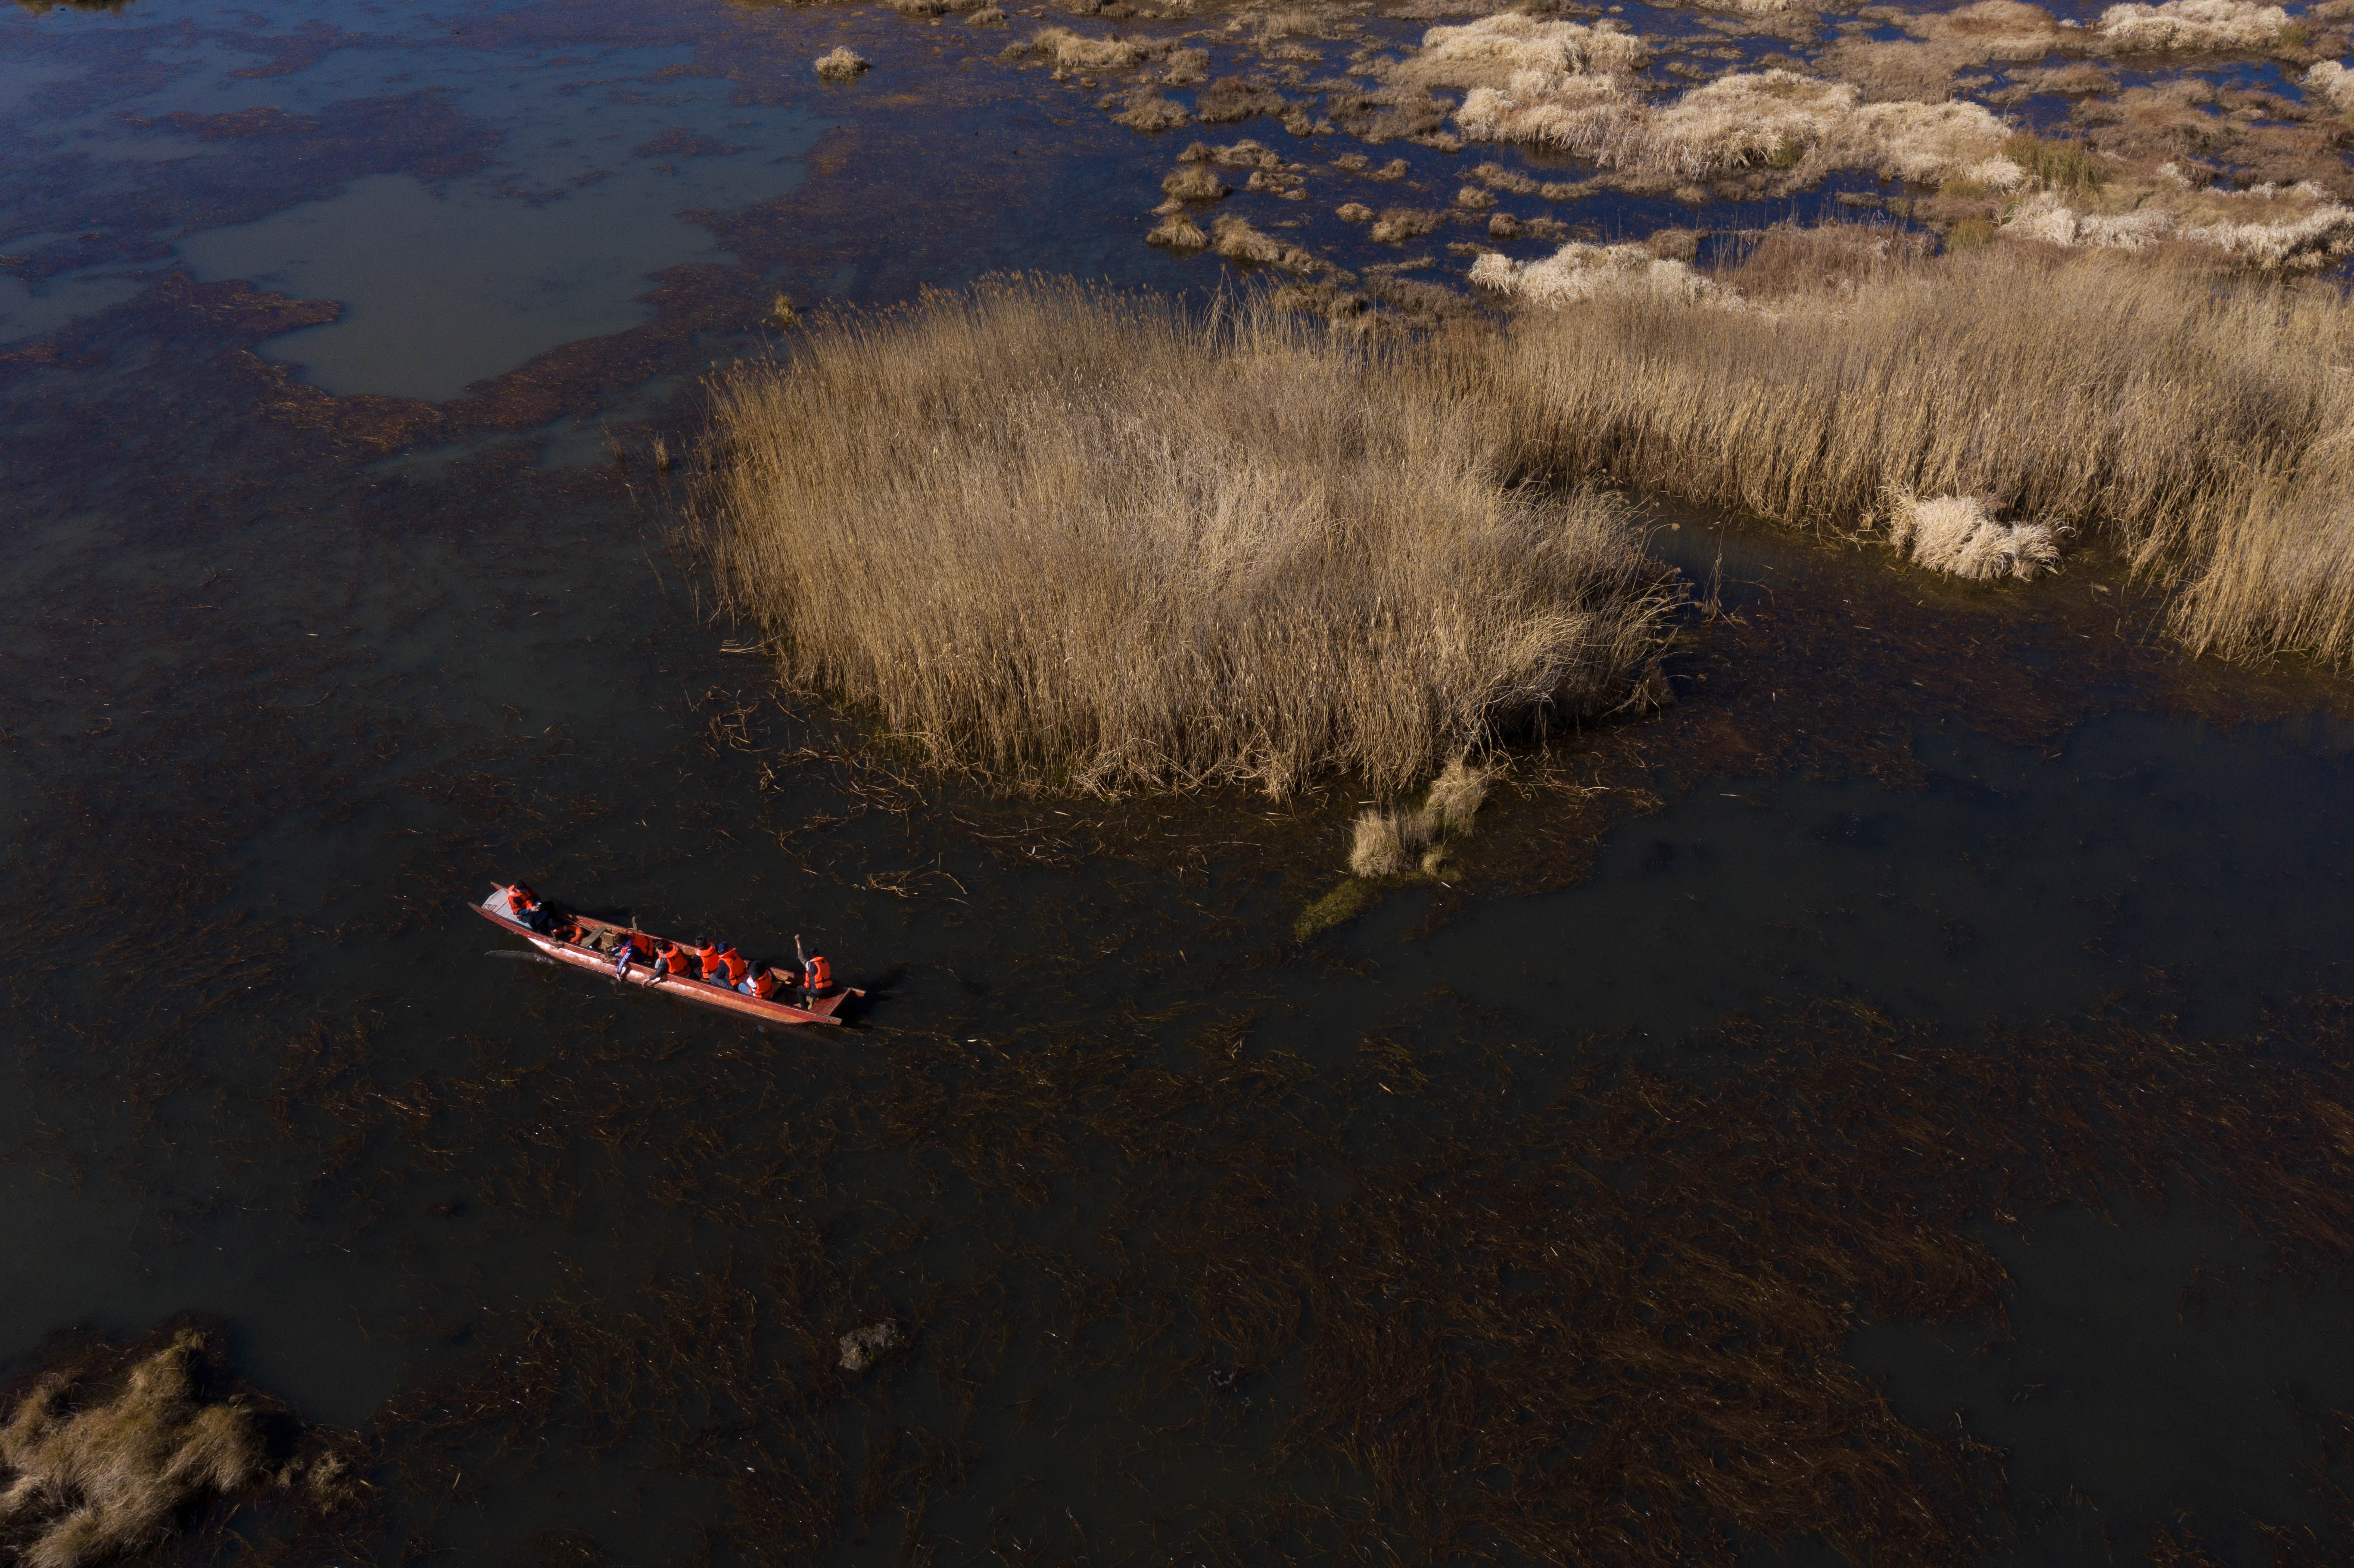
[
  {"left": 697, "top": 943, "right": 725, "bottom": 980},
  {"left": 721, "top": 949, "right": 750, "bottom": 986},
  {"left": 619, "top": 932, "right": 650, "bottom": 961},
  {"left": 750, "top": 969, "right": 782, "bottom": 999},
  {"left": 507, "top": 883, "right": 539, "bottom": 912},
  {"left": 658, "top": 945, "right": 692, "bottom": 974},
  {"left": 804, "top": 954, "right": 832, "bottom": 992}
]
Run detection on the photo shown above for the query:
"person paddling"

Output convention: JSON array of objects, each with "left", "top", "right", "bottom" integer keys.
[{"left": 797, "top": 936, "right": 831, "bottom": 1008}]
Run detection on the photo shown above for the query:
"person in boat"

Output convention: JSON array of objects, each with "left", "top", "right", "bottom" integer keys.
[
  {"left": 719, "top": 945, "right": 752, "bottom": 989},
  {"left": 695, "top": 940, "right": 729, "bottom": 983},
  {"left": 742, "top": 963, "right": 785, "bottom": 1000},
  {"left": 613, "top": 929, "right": 653, "bottom": 979},
  {"left": 657, "top": 940, "right": 695, "bottom": 978},
  {"left": 505, "top": 882, "right": 554, "bottom": 935},
  {"left": 800, "top": 946, "right": 832, "bottom": 1008}
]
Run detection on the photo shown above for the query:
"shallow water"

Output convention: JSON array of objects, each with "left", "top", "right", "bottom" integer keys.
[{"left": 7, "top": 0, "right": 2354, "bottom": 1562}]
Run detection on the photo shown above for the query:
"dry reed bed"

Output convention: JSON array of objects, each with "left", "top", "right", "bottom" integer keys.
[
  {"left": 1484, "top": 240, "right": 2354, "bottom": 665},
  {"left": 700, "top": 278, "right": 1671, "bottom": 797},
  {"left": 0, "top": 1326, "right": 350, "bottom": 1568}
]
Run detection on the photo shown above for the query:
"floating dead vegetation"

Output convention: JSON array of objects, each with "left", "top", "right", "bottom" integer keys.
[
  {"left": 0, "top": 1326, "right": 353, "bottom": 1568},
  {"left": 836, "top": 1322, "right": 901, "bottom": 1372}
]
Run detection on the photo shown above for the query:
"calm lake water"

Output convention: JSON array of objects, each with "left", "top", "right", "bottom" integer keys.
[{"left": 6, "top": 0, "right": 2354, "bottom": 1564}]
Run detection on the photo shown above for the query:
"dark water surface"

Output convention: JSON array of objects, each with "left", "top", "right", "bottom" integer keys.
[{"left": 8, "top": 0, "right": 2354, "bottom": 1564}]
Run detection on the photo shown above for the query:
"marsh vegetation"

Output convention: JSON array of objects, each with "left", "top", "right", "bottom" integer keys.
[
  {"left": 1481, "top": 238, "right": 2354, "bottom": 663},
  {"left": 0, "top": 1328, "right": 343, "bottom": 1568},
  {"left": 699, "top": 277, "right": 1671, "bottom": 796}
]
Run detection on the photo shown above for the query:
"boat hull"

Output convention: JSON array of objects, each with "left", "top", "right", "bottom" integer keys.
[{"left": 473, "top": 899, "right": 861, "bottom": 1026}]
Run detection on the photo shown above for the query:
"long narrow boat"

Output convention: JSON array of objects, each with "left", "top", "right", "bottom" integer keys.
[{"left": 473, "top": 885, "right": 862, "bottom": 1027}]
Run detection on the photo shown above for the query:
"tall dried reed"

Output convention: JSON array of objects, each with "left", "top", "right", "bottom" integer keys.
[
  {"left": 700, "top": 278, "right": 1669, "bottom": 796},
  {"left": 1490, "top": 242, "right": 2354, "bottom": 664},
  {"left": 0, "top": 1332, "right": 266, "bottom": 1568}
]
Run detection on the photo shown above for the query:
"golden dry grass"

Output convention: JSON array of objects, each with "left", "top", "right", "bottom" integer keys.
[
  {"left": 1348, "top": 804, "right": 1435, "bottom": 877},
  {"left": 1487, "top": 240, "right": 2354, "bottom": 663},
  {"left": 0, "top": 1332, "right": 265, "bottom": 1568},
  {"left": 700, "top": 278, "right": 1670, "bottom": 796}
]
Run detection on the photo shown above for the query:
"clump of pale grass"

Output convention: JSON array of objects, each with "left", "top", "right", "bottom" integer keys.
[
  {"left": 813, "top": 46, "right": 869, "bottom": 79},
  {"left": 1886, "top": 493, "right": 2062, "bottom": 581},
  {"left": 1027, "top": 25, "right": 1154, "bottom": 71},
  {"left": 1386, "top": 12, "right": 1650, "bottom": 91},
  {"left": 2002, "top": 184, "right": 2354, "bottom": 268},
  {"left": 2308, "top": 59, "right": 2354, "bottom": 110},
  {"left": 1348, "top": 803, "right": 1435, "bottom": 876},
  {"left": 1210, "top": 216, "right": 1318, "bottom": 270},
  {"left": 702, "top": 277, "right": 1669, "bottom": 796},
  {"left": 1454, "top": 66, "right": 2011, "bottom": 190},
  {"left": 1148, "top": 211, "right": 1210, "bottom": 249},
  {"left": 1367, "top": 208, "right": 1445, "bottom": 242},
  {"left": 1481, "top": 241, "right": 2354, "bottom": 663},
  {"left": 1161, "top": 163, "right": 1230, "bottom": 200},
  {"left": 1819, "top": 1, "right": 2068, "bottom": 99},
  {"left": 1116, "top": 89, "right": 1191, "bottom": 131},
  {"left": 0, "top": 1332, "right": 266, "bottom": 1568},
  {"left": 1470, "top": 241, "right": 1738, "bottom": 308},
  {"left": 1347, "top": 755, "right": 1491, "bottom": 876},
  {"left": 2095, "top": 0, "right": 2289, "bottom": 51},
  {"left": 1425, "top": 754, "right": 1491, "bottom": 832}
]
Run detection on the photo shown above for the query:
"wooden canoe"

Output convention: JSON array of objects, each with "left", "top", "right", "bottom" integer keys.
[{"left": 473, "top": 886, "right": 863, "bottom": 1027}]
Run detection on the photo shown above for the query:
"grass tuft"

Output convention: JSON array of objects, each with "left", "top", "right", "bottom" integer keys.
[{"left": 0, "top": 1332, "right": 267, "bottom": 1568}]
